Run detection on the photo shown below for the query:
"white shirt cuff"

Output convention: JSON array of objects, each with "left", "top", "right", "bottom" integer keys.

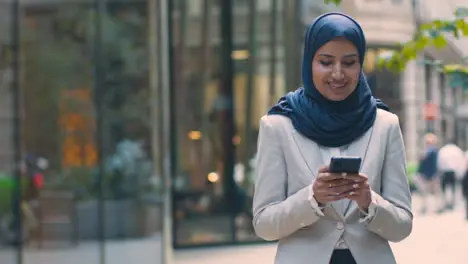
[
  {"left": 308, "top": 185, "right": 325, "bottom": 217},
  {"left": 359, "top": 192, "right": 378, "bottom": 224}
]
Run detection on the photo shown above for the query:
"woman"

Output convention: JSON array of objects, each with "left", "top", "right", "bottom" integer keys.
[{"left": 252, "top": 13, "right": 412, "bottom": 264}]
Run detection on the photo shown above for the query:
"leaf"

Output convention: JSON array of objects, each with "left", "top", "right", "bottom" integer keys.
[
  {"left": 414, "top": 35, "right": 430, "bottom": 51},
  {"left": 323, "top": 0, "right": 342, "bottom": 6},
  {"left": 324, "top": 2, "right": 467, "bottom": 75},
  {"left": 420, "top": 23, "right": 434, "bottom": 31},
  {"left": 440, "top": 22, "right": 457, "bottom": 33},
  {"left": 432, "top": 20, "right": 444, "bottom": 29},
  {"left": 432, "top": 34, "right": 448, "bottom": 48},
  {"left": 401, "top": 43, "right": 417, "bottom": 60},
  {"left": 428, "top": 29, "right": 440, "bottom": 38},
  {"left": 444, "top": 64, "right": 468, "bottom": 74},
  {"left": 461, "top": 26, "right": 468, "bottom": 36}
]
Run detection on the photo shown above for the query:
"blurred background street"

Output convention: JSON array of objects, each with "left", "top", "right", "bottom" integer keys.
[{"left": 1, "top": 0, "right": 468, "bottom": 263}]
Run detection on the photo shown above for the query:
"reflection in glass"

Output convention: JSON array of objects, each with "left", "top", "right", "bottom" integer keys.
[
  {"left": 98, "top": 2, "right": 161, "bottom": 262},
  {"left": 171, "top": 0, "right": 287, "bottom": 247},
  {"left": 172, "top": 0, "right": 236, "bottom": 246},
  {"left": 16, "top": 0, "right": 160, "bottom": 263},
  {"left": 19, "top": 4, "right": 100, "bottom": 264},
  {"left": 0, "top": 0, "right": 19, "bottom": 263},
  {"left": 232, "top": 0, "right": 285, "bottom": 242}
]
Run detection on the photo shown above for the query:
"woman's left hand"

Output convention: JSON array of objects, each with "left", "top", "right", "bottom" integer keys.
[{"left": 342, "top": 173, "right": 372, "bottom": 211}]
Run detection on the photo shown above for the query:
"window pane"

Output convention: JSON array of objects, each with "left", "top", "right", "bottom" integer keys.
[
  {"left": 232, "top": 0, "right": 286, "bottom": 242},
  {"left": 17, "top": 0, "right": 161, "bottom": 263},
  {"left": 171, "top": 0, "right": 236, "bottom": 246},
  {"left": 100, "top": 1, "right": 161, "bottom": 262},
  {"left": 20, "top": 3, "right": 100, "bottom": 264},
  {"left": 0, "top": 3, "right": 18, "bottom": 263}
]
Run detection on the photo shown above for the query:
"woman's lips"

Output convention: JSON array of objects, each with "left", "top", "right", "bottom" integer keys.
[{"left": 329, "top": 82, "right": 347, "bottom": 89}]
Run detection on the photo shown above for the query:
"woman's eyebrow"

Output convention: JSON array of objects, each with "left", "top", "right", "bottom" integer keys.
[{"left": 318, "top": 53, "right": 358, "bottom": 58}]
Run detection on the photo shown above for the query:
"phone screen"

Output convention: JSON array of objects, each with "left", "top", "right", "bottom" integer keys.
[{"left": 329, "top": 157, "right": 362, "bottom": 173}]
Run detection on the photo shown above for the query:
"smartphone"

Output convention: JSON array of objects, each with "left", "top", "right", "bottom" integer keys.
[{"left": 329, "top": 156, "right": 362, "bottom": 174}]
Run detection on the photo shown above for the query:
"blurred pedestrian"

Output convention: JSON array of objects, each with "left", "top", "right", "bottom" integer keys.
[
  {"left": 462, "top": 151, "right": 468, "bottom": 220},
  {"left": 252, "top": 12, "right": 412, "bottom": 264},
  {"left": 437, "top": 141, "right": 466, "bottom": 212},
  {"left": 415, "top": 133, "right": 439, "bottom": 214}
]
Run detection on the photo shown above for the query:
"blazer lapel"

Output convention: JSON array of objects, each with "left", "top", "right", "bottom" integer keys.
[
  {"left": 343, "top": 126, "right": 375, "bottom": 218},
  {"left": 291, "top": 130, "right": 324, "bottom": 185},
  {"left": 291, "top": 130, "right": 344, "bottom": 217}
]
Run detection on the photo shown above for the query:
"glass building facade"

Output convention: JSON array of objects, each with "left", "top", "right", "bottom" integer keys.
[
  {"left": 0, "top": 0, "right": 403, "bottom": 263},
  {"left": 1, "top": 0, "right": 164, "bottom": 263},
  {"left": 168, "top": 0, "right": 300, "bottom": 248}
]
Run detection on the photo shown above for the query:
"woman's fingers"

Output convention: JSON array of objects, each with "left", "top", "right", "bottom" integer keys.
[
  {"left": 318, "top": 192, "right": 347, "bottom": 203},
  {"left": 341, "top": 173, "right": 368, "bottom": 182},
  {"left": 329, "top": 182, "right": 360, "bottom": 195},
  {"left": 318, "top": 172, "right": 347, "bottom": 182},
  {"left": 319, "top": 172, "right": 368, "bottom": 183},
  {"left": 318, "top": 166, "right": 329, "bottom": 173},
  {"left": 316, "top": 180, "right": 364, "bottom": 200},
  {"left": 314, "top": 173, "right": 369, "bottom": 204}
]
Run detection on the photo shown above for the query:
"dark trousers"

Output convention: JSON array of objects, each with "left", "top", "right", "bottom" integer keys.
[
  {"left": 465, "top": 200, "right": 468, "bottom": 220},
  {"left": 462, "top": 172, "right": 468, "bottom": 198},
  {"left": 441, "top": 170, "right": 456, "bottom": 207},
  {"left": 463, "top": 173, "right": 468, "bottom": 219},
  {"left": 441, "top": 171, "right": 456, "bottom": 192},
  {"left": 330, "top": 249, "right": 357, "bottom": 264}
]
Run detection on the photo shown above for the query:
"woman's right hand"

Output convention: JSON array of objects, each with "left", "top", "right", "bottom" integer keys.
[{"left": 312, "top": 166, "right": 357, "bottom": 205}]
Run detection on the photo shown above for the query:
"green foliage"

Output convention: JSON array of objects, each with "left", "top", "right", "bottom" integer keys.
[
  {"left": 324, "top": 0, "right": 342, "bottom": 5},
  {"left": 444, "top": 65, "right": 468, "bottom": 91},
  {"left": 44, "top": 167, "right": 97, "bottom": 197},
  {"left": 0, "top": 176, "right": 14, "bottom": 215},
  {"left": 322, "top": 1, "right": 468, "bottom": 89},
  {"left": 375, "top": 7, "right": 468, "bottom": 73},
  {"left": 371, "top": 6, "right": 468, "bottom": 89},
  {"left": 0, "top": 176, "right": 29, "bottom": 216},
  {"left": 321, "top": 1, "right": 468, "bottom": 72},
  {"left": 406, "top": 162, "right": 418, "bottom": 178}
]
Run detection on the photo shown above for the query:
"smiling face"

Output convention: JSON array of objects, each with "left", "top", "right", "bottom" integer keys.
[{"left": 311, "top": 37, "right": 361, "bottom": 101}]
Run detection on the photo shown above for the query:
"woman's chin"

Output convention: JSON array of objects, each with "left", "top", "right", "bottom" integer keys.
[{"left": 325, "top": 89, "right": 352, "bottom": 101}]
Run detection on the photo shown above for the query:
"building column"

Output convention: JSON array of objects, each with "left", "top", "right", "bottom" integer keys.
[
  {"left": 430, "top": 68, "right": 442, "bottom": 139},
  {"left": 156, "top": 0, "right": 174, "bottom": 262},
  {"left": 445, "top": 81, "right": 455, "bottom": 143},
  {"left": 401, "top": 59, "right": 426, "bottom": 163},
  {"left": 455, "top": 87, "right": 466, "bottom": 147}
]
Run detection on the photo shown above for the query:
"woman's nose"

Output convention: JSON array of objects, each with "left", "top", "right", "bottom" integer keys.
[{"left": 331, "top": 65, "right": 344, "bottom": 80}]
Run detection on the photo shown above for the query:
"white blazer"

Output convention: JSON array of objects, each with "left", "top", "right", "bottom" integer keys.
[{"left": 252, "top": 109, "right": 413, "bottom": 264}]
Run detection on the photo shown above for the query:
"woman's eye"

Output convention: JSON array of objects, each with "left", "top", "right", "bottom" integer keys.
[
  {"left": 343, "top": 61, "right": 357, "bottom": 66},
  {"left": 319, "top": 61, "right": 332, "bottom": 66}
]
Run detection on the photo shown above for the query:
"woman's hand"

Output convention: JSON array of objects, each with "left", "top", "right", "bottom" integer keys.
[
  {"left": 343, "top": 173, "right": 372, "bottom": 211},
  {"left": 312, "top": 166, "right": 357, "bottom": 205}
]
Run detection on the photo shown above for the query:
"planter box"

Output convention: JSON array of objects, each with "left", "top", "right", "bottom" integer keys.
[{"left": 42, "top": 198, "right": 162, "bottom": 241}]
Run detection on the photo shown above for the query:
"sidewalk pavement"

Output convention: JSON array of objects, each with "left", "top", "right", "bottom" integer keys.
[
  {"left": 176, "top": 209, "right": 468, "bottom": 264},
  {"left": 1, "top": 194, "right": 466, "bottom": 264},
  {"left": 176, "top": 195, "right": 468, "bottom": 264},
  {"left": 176, "top": 244, "right": 275, "bottom": 264}
]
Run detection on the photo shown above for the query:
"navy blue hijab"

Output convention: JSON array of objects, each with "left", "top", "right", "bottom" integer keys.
[{"left": 268, "top": 12, "right": 389, "bottom": 148}]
